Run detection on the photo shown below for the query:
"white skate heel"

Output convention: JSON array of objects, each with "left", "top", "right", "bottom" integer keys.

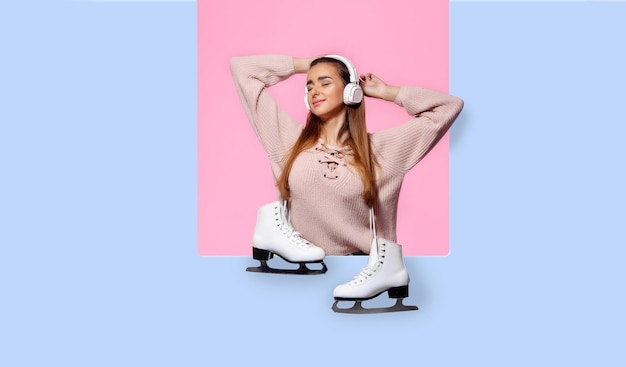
[
  {"left": 332, "top": 209, "right": 418, "bottom": 313},
  {"left": 246, "top": 201, "right": 328, "bottom": 275}
]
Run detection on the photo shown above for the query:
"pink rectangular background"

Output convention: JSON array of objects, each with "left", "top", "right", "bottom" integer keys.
[{"left": 198, "top": 0, "right": 451, "bottom": 256}]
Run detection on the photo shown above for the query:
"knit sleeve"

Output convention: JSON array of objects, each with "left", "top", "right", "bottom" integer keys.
[
  {"left": 371, "top": 86, "right": 464, "bottom": 174},
  {"left": 229, "top": 55, "right": 303, "bottom": 160}
]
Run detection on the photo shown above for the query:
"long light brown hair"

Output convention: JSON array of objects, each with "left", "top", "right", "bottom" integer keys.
[{"left": 276, "top": 57, "right": 378, "bottom": 207}]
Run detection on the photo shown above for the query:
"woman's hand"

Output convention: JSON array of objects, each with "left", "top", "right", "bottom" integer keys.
[{"left": 359, "top": 73, "right": 400, "bottom": 102}]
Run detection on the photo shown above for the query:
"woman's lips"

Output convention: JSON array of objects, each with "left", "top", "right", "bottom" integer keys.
[{"left": 312, "top": 99, "right": 325, "bottom": 107}]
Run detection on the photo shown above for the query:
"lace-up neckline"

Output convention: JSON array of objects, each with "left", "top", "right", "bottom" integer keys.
[{"left": 314, "top": 140, "right": 353, "bottom": 179}]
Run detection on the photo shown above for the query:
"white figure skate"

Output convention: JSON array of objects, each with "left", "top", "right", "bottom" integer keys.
[
  {"left": 332, "top": 209, "right": 418, "bottom": 313},
  {"left": 246, "top": 201, "right": 328, "bottom": 275}
]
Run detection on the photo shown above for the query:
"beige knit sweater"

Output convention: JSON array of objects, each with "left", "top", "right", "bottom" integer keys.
[{"left": 230, "top": 55, "right": 463, "bottom": 255}]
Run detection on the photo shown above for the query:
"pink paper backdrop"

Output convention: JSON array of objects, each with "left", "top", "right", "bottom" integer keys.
[{"left": 198, "top": 0, "right": 451, "bottom": 256}]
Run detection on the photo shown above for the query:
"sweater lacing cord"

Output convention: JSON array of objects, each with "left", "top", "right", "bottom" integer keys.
[{"left": 314, "top": 140, "right": 352, "bottom": 179}]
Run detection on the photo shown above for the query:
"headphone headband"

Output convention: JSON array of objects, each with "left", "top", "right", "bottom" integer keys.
[{"left": 324, "top": 54, "right": 359, "bottom": 84}]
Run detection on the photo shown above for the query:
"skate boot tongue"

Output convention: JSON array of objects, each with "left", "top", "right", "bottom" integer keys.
[
  {"left": 278, "top": 201, "right": 313, "bottom": 249},
  {"left": 366, "top": 238, "right": 381, "bottom": 269}
]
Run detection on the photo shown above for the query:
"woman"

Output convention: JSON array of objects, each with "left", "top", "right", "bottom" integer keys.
[{"left": 230, "top": 54, "right": 463, "bottom": 312}]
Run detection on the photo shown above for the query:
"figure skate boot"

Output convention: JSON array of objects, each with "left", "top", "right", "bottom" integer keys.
[
  {"left": 246, "top": 201, "right": 328, "bottom": 275},
  {"left": 332, "top": 237, "right": 418, "bottom": 313}
]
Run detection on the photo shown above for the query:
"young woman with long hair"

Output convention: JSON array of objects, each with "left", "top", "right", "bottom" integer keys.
[{"left": 230, "top": 54, "right": 463, "bottom": 312}]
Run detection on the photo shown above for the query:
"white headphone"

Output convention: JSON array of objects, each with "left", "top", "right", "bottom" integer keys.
[{"left": 304, "top": 54, "right": 363, "bottom": 111}]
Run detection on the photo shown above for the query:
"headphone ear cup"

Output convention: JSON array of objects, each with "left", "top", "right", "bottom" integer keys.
[
  {"left": 343, "top": 83, "right": 363, "bottom": 105},
  {"left": 304, "top": 86, "right": 310, "bottom": 110}
]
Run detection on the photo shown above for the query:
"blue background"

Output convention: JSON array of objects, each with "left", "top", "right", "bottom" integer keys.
[{"left": 1, "top": 1, "right": 624, "bottom": 366}]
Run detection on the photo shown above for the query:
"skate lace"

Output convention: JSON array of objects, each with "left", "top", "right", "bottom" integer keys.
[
  {"left": 276, "top": 202, "right": 313, "bottom": 249},
  {"left": 349, "top": 243, "right": 385, "bottom": 285},
  {"left": 349, "top": 262, "right": 381, "bottom": 285},
  {"left": 281, "top": 226, "right": 313, "bottom": 248},
  {"left": 350, "top": 266, "right": 375, "bottom": 284}
]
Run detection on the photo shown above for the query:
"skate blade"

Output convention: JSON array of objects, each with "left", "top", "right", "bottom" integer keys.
[
  {"left": 332, "top": 299, "right": 418, "bottom": 314},
  {"left": 246, "top": 260, "right": 328, "bottom": 275}
]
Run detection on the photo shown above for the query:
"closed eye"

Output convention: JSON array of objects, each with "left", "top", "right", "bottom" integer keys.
[{"left": 306, "top": 76, "right": 333, "bottom": 92}]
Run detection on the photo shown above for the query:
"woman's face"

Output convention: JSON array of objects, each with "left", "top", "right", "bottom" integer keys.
[{"left": 306, "top": 62, "right": 346, "bottom": 120}]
